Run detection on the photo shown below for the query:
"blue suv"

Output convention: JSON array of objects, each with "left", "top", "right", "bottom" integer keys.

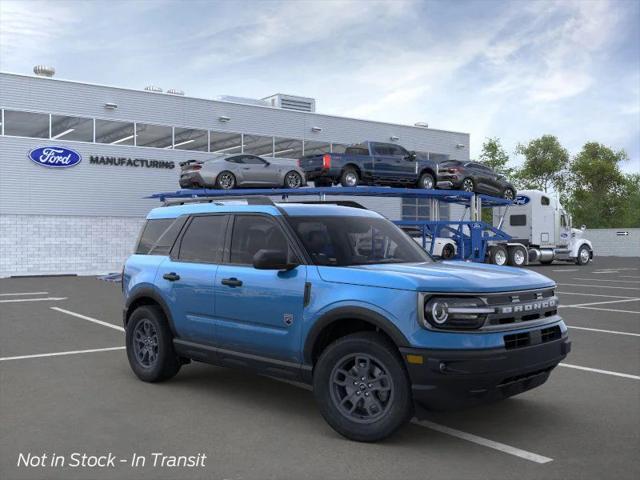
[{"left": 123, "top": 197, "right": 570, "bottom": 442}]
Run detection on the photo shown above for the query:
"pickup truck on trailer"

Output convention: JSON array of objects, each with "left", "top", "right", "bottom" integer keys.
[
  {"left": 123, "top": 197, "right": 570, "bottom": 442},
  {"left": 298, "top": 141, "right": 441, "bottom": 189}
]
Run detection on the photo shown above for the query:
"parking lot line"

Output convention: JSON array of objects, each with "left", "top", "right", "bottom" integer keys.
[
  {"left": 50, "top": 307, "right": 125, "bottom": 332},
  {"left": 553, "top": 269, "right": 579, "bottom": 272},
  {"left": 559, "top": 363, "right": 640, "bottom": 380},
  {"left": 572, "top": 278, "right": 640, "bottom": 284},
  {"left": 565, "top": 306, "right": 640, "bottom": 315},
  {"left": 0, "top": 346, "right": 125, "bottom": 362},
  {"left": 567, "top": 325, "right": 640, "bottom": 337},
  {"left": 0, "top": 291, "right": 49, "bottom": 296},
  {"left": 559, "top": 298, "right": 640, "bottom": 308},
  {"left": 557, "top": 283, "right": 640, "bottom": 291},
  {"left": 620, "top": 275, "right": 640, "bottom": 279},
  {"left": 557, "top": 291, "right": 636, "bottom": 299},
  {"left": 412, "top": 420, "right": 554, "bottom": 464},
  {"left": 0, "top": 296, "right": 67, "bottom": 303}
]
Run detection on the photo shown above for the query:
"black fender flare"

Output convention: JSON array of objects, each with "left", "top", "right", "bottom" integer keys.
[
  {"left": 124, "top": 287, "right": 177, "bottom": 336},
  {"left": 303, "top": 306, "right": 410, "bottom": 365}
]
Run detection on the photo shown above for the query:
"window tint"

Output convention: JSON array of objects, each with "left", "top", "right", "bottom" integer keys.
[
  {"left": 136, "top": 219, "right": 175, "bottom": 254},
  {"left": 243, "top": 155, "right": 266, "bottom": 165},
  {"left": 510, "top": 215, "right": 527, "bottom": 226},
  {"left": 148, "top": 216, "right": 187, "bottom": 255},
  {"left": 178, "top": 215, "right": 227, "bottom": 263},
  {"left": 541, "top": 196, "right": 550, "bottom": 206},
  {"left": 95, "top": 119, "right": 135, "bottom": 145},
  {"left": 4, "top": 110, "right": 49, "bottom": 138},
  {"left": 373, "top": 144, "right": 391, "bottom": 155},
  {"left": 560, "top": 215, "right": 567, "bottom": 227},
  {"left": 345, "top": 146, "right": 369, "bottom": 156},
  {"left": 388, "top": 145, "right": 408, "bottom": 156},
  {"left": 230, "top": 216, "right": 290, "bottom": 265},
  {"left": 136, "top": 123, "right": 173, "bottom": 148},
  {"left": 51, "top": 115, "right": 93, "bottom": 142},
  {"left": 226, "top": 156, "right": 244, "bottom": 164}
]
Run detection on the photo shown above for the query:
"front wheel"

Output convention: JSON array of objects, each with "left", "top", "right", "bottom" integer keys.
[
  {"left": 576, "top": 245, "right": 591, "bottom": 265},
  {"left": 417, "top": 172, "right": 435, "bottom": 190},
  {"left": 461, "top": 178, "right": 475, "bottom": 192},
  {"left": 313, "top": 332, "right": 413, "bottom": 442},
  {"left": 503, "top": 188, "right": 516, "bottom": 200},
  {"left": 284, "top": 171, "right": 303, "bottom": 189}
]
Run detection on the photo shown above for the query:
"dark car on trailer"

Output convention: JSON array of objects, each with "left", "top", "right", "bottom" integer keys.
[
  {"left": 298, "top": 141, "right": 440, "bottom": 189},
  {"left": 437, "top": 160, "right": 516, "bottom": 200}
]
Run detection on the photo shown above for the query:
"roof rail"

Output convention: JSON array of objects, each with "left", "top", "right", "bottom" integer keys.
[{"left": 161, "top": 195, "right": 275, "bottom": 207}]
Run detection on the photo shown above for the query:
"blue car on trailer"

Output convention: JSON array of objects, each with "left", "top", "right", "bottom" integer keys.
[{"left": 122, "top": 190, "right": 570, "bottom": 442}]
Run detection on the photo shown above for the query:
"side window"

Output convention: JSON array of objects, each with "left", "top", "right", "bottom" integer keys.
[
  {"left": 373, "top": 144, "right": 390, "bottom": 155},
  {"left": 560, "top": 215, "right": 567, "bottom": 227},
  {"left": 136, "top": 219, "right": 175, "bottom": 254},
  {"left": 226, "top": 156, "right": 244, "bottom": 164},
  {"left": 178, "top": 215, "right": 227, "bottom": 263},
  {"left": 148, "top": 216, "right": 188, "bottom": 255},
  {"left": 230, "top": 216, "right": 290, "bottom": 265},
  {"left": 388, "top": 145, "right": 408, "bottom": 157},
  {"left": 510, "top": 215, "right": 527, "bottom": 226},
  {"left": 541, "top": 196, "right": 550, "bottom": 206},
  {"left": 243, "top": 155, "right": 266, "bottom": 165}
]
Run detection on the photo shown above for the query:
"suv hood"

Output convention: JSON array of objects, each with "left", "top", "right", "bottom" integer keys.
[{"left": 316, "top": 261, "right": 555, "bottom": 292}]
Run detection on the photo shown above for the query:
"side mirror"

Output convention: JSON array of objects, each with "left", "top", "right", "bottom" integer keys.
[
  {"left": 406, "top": 151, "right": 416, "bottom": 161},
  {"left": 264, "top": 161, "right": 270, "bottom": 167},
  {"left": 253, "top": 249, "right": 297, "bottom": 270}
]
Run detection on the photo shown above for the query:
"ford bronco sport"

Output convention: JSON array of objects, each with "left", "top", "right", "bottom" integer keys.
[{"left": 123, "top": 197, "right": 570, "bottom": 442}]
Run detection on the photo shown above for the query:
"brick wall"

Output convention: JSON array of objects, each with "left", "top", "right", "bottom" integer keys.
[{"left": 0, "top": 214, "right": 145, "bottom": 277}]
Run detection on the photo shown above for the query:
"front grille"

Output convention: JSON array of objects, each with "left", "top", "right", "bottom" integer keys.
[
  {"left": 484, "top": 288, "right": 557, "bottom": 328},
  {"left": 504, "top": 325, "right": 562, "bottom": 350}
]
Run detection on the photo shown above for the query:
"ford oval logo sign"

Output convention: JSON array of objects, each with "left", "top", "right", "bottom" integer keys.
[
  {"left": 28, "top": 146, "right": 82, "bottom": 168},
  {"left": 514, "top": 195, "right": 530, "bottom": 205}
]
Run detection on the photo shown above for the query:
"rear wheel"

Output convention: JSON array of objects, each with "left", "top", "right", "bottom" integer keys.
[
  {"left": 216, "top": 171, "right": 236, "bottom": 190},
  {"left": 489, "top": 245, "right": 508, "bottom": 266},
  {"left": 417, "top": 172, "right": 435, "bottom": 190},
  {"left": 576, "top": 245, "right": 591, "bottom": 265},
  {"left": 503, "top": 188, "right": 515, "bottom": 200},
  {"left": 313, "top": 332, "right": 413, "bottom": 442},
  {"left": 340, "top": 168, "right": 359, "bottom": 187},
  {"left": 507, "top": 245, "right": 527, "bottom": 267},
  {"left": 461, "top": 178, "right": 475, "bottom": 192},
  {"left": 284, "top": 171, "right": 303, "bottom": 189},
  {"left": 126, "top": 305, "right": 181, "bottom": 382}
]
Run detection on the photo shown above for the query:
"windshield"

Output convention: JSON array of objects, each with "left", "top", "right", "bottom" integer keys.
[{"left": 287, "top": 216, "right": 433, "bottom": 266}]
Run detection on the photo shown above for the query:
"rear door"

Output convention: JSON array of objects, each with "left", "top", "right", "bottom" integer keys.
[
  {"left": 214, "top": 214, "right": 307, "bottom": 362},
  {"left": 156, "top": 214, "right": 229, "bottom": 343}
]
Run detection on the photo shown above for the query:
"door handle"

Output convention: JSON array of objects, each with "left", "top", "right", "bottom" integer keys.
[
  {"left": 221, "top": 277, "right": 243, "bottom": 287},
  {"left": 163, "top": 272, "right": 180, "bottom": 282}
]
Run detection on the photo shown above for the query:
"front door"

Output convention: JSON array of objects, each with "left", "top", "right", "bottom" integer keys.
[
  {"left": 214, "top": 214, "right": 307, "bottom": 362},
  {"left": 157, "top": 214, "right": 229, "bottom": 343}
]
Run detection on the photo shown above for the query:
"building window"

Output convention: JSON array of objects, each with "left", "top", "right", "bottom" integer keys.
[
  {"left": 210, "top": 131, "right": 242, "bottom": 154},
  {"left": 3, "top": 110, "right": 49, "bottom": 138},
  {"left": 51, "top": 114, "right": 93, "bottom": 142},
  {"left": 173, "top": 127, "right": 208, "bottom": 151},
  {"left": 243, "top": 134, "right": 273, "bottom": 156},
  {"left": 303, "top": 140, "right": 330, "bottom": 156},
  {"left": 273, "top": 137, "right": 303, "bottom": 159},
  {"left": 331, "top": 143, "right": 348, "bottom": 153},
  {"left": 135, "top": 123, "right": 173, "bottom": 148},
  {"left": 95, "top": 119, "right": 135, "bottom": 145}
]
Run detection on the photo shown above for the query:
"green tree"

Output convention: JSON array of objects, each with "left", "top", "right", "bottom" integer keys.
[
  {"left": 479, "top": 137, "right": 514, "bottom": 177},
  {"left": 515, "top": 135, "right": 569, "bottom": 193},
  {"left": 566, "top": 142, "right": 632, "bottom": 228}
]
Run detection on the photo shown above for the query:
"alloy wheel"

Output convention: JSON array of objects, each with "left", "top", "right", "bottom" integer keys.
[
  {"left": 329, "top": 353, "right": 394, "bottom": 424},
  {"left": 344, "top": 172, "right": 358, "bottom": 187},
  {"left": 504, "top": 189, "right": 515, "bottom": 200},
  {"left": 462, "top": 179, "right": 474, "bottom": 192},
  {"left": 285, "top": 172, "right": 302, "bottom": 188},
  {"left": 133, "top": 319, "right": 159, "bottom": 368},
  {"left": 218, "top": 173, "right": 235, "bottom": 189},
  {"left": 421, "top": 176, "right": 434, "bottom": 189}
]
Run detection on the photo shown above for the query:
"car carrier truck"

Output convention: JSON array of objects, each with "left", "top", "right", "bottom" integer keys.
[{"left": 489, "top": 190, "right": 593, "bottom": 266}]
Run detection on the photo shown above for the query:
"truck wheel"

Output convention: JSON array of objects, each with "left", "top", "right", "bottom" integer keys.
[
  {"left": 462, "top": 178, "right": 475, "bottom": 192},
  {"left": 417, "top": 172, "right": 435, "bottom": 190},
  {"left": 126, "top": 305, "right": 181, "bottom": 382},
  {"left": 507, "top": 246, "right": 527, "bottom": 267},
  {"left": 576, "top": 245, "right": 591, "bottom": 265},
  {"left": 489, "top": 245, "right": 508, "bottom": 266},
  {"left": 441, "top": 243, "right": 455, "bottom": 259},
  {"left": 216, "top": 171, "right": 236, "bottom": 190},
  {"left": 340, "top": 168, "right": 359, "bottom": 187},
  {"left": 313, "top": 332, "right": 413, "bottom": 442}
]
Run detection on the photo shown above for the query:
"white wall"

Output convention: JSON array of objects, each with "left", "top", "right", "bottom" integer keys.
[{"left": 586, "top": 228, "right": 640, "bottom": 257}]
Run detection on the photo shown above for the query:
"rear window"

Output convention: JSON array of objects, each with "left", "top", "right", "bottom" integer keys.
[
  {"left": 136, "top": 217, "right": 186, "bottom": 255},
  {"left": 345, "top": 146, "right": 369, "bottom": 155},
  {"left": 510, "top": 215, "right": 527, "bottom": 226}
]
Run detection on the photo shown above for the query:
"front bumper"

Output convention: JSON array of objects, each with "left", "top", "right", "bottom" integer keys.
[{"left": 400, "top": 335, "right": 571, "bottom": 410}]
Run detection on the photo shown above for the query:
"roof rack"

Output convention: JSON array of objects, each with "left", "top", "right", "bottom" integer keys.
[{"left": 161, "top": 195, "right": 275, "bottom": 207}]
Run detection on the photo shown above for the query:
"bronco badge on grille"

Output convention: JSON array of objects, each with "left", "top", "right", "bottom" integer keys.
[{"left": 500, "top": 298, "right": 557, "bottom": 314}]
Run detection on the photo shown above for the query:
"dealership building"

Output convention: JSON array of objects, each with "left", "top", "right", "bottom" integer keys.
[{"left": 0, "top": 69, "right": 470, "bottom": 277}]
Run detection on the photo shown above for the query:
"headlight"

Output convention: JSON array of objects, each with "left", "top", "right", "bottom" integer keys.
[{"left": 422, "top": 297, "right": 494, "bottom": 330}]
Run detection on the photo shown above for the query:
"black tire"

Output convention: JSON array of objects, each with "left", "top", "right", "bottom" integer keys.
[
  {"left": 489, "top": 245, "right": 508, "bottom": 266},
  {"left": 216, "top": 171, "right": 236, "bottom": 190},
  {"left": 284, "top": 171, "right": 303, "bottom": 189},
  {"left": 461, "top": 177, "right": 475, "bottom": 192},
  {"left": 503, "top": 188, "right": 516, "bottom": 201},
  {"left": 314, "top": 177, "right": 333, "bottom": 187},
  {"left": 313, "top": 332, "right": 413, "bottom": 442},
  {"left": 340, "top": 167, "right": 359, "bottom": 187},
  {"left": 507, "top": 245, "right": 527, "bottom": 267},
  {"left": 576, "top": 245, "right": 591, "bottom": 265},
  {"left": 126, "top": 305, "right": 181, "bottom": 382},
  {"left": 441, "top": 243, "right": 455, "bottom": 259},
  {"left": 417, "top": 172, "right": 435, "bottom": 190}
]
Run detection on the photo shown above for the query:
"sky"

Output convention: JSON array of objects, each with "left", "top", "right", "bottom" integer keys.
[{"left": 1, "top": 0, "right": 639, "bottom": 172}]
